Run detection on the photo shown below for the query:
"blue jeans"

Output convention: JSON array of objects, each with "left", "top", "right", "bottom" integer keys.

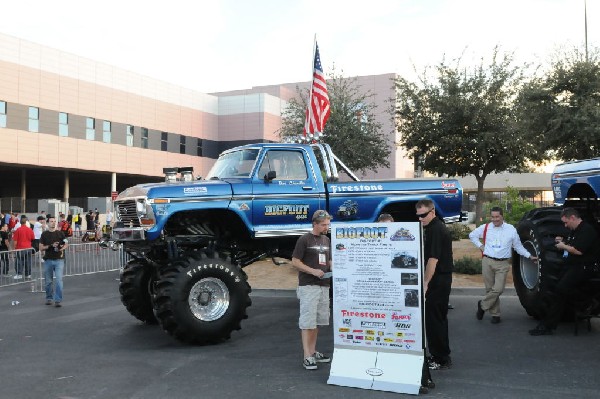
[{"left": 44, "top": 259, "right": 64, "bottom": 302}]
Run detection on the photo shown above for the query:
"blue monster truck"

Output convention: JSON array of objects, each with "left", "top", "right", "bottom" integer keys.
[
  {"left": 112, "top": 142, "right": 463, "bottom": 344},
  {"left": 514, "top": 158, "right": 600, "bottom": 321}
]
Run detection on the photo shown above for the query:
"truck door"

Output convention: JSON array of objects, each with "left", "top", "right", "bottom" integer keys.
[{"left": 252, "top": 148, "right": 323, "bottom": 237}]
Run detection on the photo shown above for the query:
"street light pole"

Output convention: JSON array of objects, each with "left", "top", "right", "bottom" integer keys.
[{"left": 585, "top": 0, "right": 589, "bottom": 61}]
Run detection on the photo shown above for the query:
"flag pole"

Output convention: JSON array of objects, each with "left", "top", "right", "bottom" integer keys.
[{"left": 305, "top": 35, "right": 317, "bottom": 141}]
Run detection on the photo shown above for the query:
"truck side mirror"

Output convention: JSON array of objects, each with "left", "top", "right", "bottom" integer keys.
[{"left": 264, "top": 170, "right": 276, "bottom": 181}]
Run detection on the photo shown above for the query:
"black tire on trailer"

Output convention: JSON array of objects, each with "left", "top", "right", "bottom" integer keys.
[
  {"left": 119, "top": 259, "right": 158, "bottom": 324},
  {"left": 154, "top": 254, "right": 252, "bottom": 344},
  {"left": 512, "top": 207, "right": 568, "bottom": 318}
]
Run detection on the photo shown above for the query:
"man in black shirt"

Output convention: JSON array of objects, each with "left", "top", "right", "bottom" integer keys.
[
  {"left": 416, "top": 199, "right": 453, "bottom": 370},
  {"left": 39, "top": 216, "right": 69, "bottom": 307},
  {"left": 85, "top": 211, "right": 94, "bottom": 233},
  {"left": 530, "top": 207, "right": 599, "bottom": 336}
]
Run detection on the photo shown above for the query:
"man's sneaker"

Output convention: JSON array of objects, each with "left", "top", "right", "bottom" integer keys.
[
  {"left": 313, "top": 351, "right": 331, "bottom": 363},
  {"left": 54, "top": 302, "right": 62, "bottom": 308},
  {"left": 13, "top": 275, "right": 23, "bottom": 280},
  {"left": 25, "top": 275, "right": 31, "bottom": 279},
  {"left": 45, "top": 299, "right": 53, "bottom": 305},
  {"left": 423, "top": 378, "right": 436, "bottom": 389},
  {"left": 303, "top": 356, "right": 317, "bottom": 370},
  {"left": 427, "top": 357, "right": 452, "bottom": 370}
]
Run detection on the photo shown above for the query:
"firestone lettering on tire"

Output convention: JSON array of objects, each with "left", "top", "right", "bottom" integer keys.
[{"left": 187, "top": 264, "right": 237, "bottom": 280}]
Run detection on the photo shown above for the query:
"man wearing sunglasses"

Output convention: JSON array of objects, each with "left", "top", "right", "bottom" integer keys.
[
  {"left": 416, "top": 199, "right": 453, "bottom": 371},
  {"left": 292, "top": 210, "right": 333, "bottom": 370}
]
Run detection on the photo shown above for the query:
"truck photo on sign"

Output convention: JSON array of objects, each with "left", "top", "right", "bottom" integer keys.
[{"left": 328, "top": 222, "right": 424, "bottom": 395}]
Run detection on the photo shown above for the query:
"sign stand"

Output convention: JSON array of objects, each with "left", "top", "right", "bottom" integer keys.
[
  {"left": 327, "top": 222, "right": 425, "bottom": 395},
  {"left": 328, "top": 348, "right": 423, "bottom": 394}
]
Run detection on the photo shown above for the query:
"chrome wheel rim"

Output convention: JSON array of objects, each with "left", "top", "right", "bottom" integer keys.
[
  {"left": 188, "top": 277, "right": 229, "bottom": 321},
  {"left": 519, "top": 240, "right": 539, "bottom": 290}
]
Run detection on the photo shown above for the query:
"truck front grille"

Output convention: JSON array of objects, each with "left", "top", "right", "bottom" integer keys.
[{"left": 116, "top": 200, "right": 141, "bottom": 227}]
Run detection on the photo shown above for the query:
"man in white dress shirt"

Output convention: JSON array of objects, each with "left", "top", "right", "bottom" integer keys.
[{"left": 469, "top": 207, "right": 537, "bottom": 323}]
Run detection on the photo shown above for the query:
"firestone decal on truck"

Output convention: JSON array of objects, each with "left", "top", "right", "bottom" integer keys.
[{"left": 331, "top": 184, "right": 384, "bottom": 193}]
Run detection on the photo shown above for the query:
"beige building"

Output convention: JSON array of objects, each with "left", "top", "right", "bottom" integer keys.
[
  {"left": 0, "top": 33, "right": 410, "bottom": 212},
  {"left": 456, "top": 173, "right": 555, "bottom": 213}
]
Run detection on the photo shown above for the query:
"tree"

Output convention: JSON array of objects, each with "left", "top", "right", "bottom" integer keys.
[
  {"left": 516, "top": 47, "right": 600, "bottom": 161},
  {"left": 395, "top": 48, "right": 532, "bottom": 222},
  {"left": 279, "top": 67, "right": 391, "bottom": 175}
]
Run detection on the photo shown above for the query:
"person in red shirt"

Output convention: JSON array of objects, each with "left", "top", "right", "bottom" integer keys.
[
  {"left": 12, "top": 216, "right": 35, "bottom": 279},
  {"left": 7, "top": 213, "right": 18, "bottom": 230}
]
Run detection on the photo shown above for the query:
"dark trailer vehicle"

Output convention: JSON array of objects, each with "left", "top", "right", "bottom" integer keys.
[{"left": 112, "top": 142, "right": 463, "bottom": 344}]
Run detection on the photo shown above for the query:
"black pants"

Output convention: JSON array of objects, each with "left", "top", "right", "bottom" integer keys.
[
  {"left": 0, "top": 252, "right": 9, "bottom": 274},
  {"left": 425, "top": 273, "right": 452, "bottom": 361},
  {"left": 421, "top": 357, "right": 433, "bottom": 385},
  {"left": 543, "top": 265, "right": 589, "bottom": 329}
]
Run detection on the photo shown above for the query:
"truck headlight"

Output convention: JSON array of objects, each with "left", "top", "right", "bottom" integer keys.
[{"left": 136, "top": 199, "right": 147, "bottom": 215}]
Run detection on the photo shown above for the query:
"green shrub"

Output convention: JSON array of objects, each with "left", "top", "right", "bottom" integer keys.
[
  {"left": 453, "top": 256, "right": 481, "bottom": 275},
  {"left": 447, "top": 223, "right": 472, "bottom": 241}
]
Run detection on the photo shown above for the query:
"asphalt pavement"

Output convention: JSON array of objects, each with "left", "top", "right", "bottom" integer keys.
[{"left": 0, "top": 272, "right": 598, "bottom": 399}]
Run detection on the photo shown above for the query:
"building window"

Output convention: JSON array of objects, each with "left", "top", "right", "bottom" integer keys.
[
  {"left": 28, "top": 106, "right": 39, "bottom": 132},
  {"left": 126, "top": 125, "right": 134, "bottom": 146},
  {"left": 0, "top": 101, "right": 6, "bottom": 128},
  {"left": 141, "top": 127, "right": 148, "bottom": 149},
  {"left": 103, "top": 120, "right": 111, "bottom": 143},
  {"left": 59, "top": 112, "right": 69, "bottom": 136},
  {"left": 197, "top": 139, "right": 203, "bottom": 157},
  {"left": 161, "top": 132, "right": 168, "bottom": 151},
  {"left": 86, "top": 117, "right": 95, "bottom": 140},
  {"left": 179, "top": 135, "right": 186, "bottom": 154}
]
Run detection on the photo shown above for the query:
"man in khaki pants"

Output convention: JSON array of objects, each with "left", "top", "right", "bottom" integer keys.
[{"left": 469, "top": 207, "right": 537, "bottom": 324}]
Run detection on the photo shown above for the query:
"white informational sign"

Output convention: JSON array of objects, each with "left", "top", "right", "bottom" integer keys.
[{"left": 327, "top": 222, "right": 424, "bottom": 395}]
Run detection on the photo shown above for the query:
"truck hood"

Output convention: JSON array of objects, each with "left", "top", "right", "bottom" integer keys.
[
  {"left": 553, "top": 158, "right": 600, "bottom": 176},
  {"left": 117, "top": 180, "right": 234, "bottom": 200}
]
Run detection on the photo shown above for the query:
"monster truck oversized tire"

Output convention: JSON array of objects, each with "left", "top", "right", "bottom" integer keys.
[
  {"left": 512, "top": 207, "right": 568, "bottom": 318},
  {"left": 155, "top": 254, "right": 252, "bottom": 344},
  {"left": 119, "top": 260, "right": 158, "bottom": 324}
]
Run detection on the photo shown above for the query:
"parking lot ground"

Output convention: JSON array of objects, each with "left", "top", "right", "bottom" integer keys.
[{"left": 0, "top": 273, "right": 598, "bottom": 399}]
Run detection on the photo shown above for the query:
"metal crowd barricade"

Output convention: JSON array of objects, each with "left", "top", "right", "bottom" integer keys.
[
  {"left": 0, "top": 248, "right": 41, "bottom": 291},
  {"left": 1, "top": 243, "right": 129, "bottom": 293}
]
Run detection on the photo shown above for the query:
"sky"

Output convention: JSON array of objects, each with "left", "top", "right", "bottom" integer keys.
[{"left": 2, "top": 0, "right": 598, "bottom": 93}]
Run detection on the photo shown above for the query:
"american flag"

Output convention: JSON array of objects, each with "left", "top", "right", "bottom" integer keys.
[{"left": 303, "top": 42, "right": 330, "bottom": 139}]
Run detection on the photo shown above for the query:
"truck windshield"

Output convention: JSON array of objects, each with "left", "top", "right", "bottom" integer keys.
[{"left": 206, "top": 149, "right": 260, "bottom": 179}]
